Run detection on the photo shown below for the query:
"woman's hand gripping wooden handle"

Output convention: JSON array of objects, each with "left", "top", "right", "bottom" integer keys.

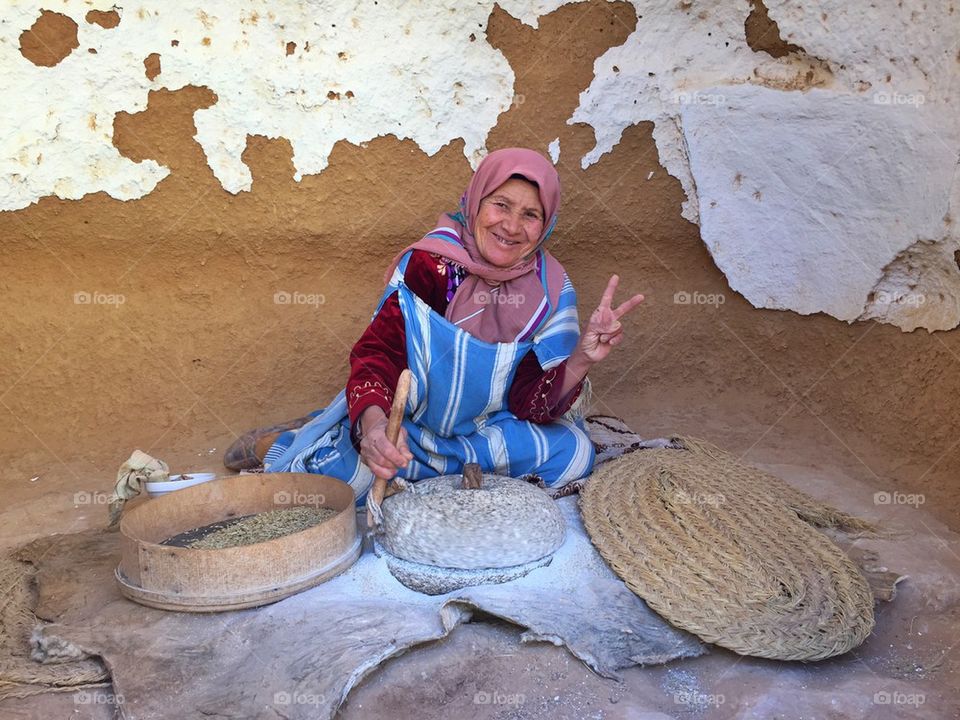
[{"left": 365, "top": 369, "right": 412, "bottom": 530}]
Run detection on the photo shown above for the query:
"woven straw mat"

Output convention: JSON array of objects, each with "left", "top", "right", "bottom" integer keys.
[{"left": 579, "top": 437, "right": 877, "bottom": 661}]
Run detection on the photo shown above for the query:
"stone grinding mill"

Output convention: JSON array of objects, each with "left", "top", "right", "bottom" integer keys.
[{"left": 365, "top": 370, "right": 567, "bottom": 595}]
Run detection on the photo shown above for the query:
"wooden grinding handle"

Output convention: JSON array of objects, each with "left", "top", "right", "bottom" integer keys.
[
  {"left": 366, "top": 369, "right": 412, "bottom": 528},
  {"left": 462, "top": 463, "right": 483, "bottom": 489},
  {"left": 383, "top": 370, "right": 410, "bottom": 448}
]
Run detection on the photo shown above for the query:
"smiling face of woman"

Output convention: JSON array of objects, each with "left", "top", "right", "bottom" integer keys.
[{"left": 474, "top": 177, "right": 545, "bottom": 268}]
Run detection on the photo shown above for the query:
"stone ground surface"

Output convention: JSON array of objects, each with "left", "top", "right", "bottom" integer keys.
[{"left": 1, "top": 421, "right": 959, "bottom": 720}]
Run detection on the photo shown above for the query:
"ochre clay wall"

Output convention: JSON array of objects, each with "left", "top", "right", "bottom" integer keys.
[{"left": 2, "top": 2, "right": 958, "bottom": 528}]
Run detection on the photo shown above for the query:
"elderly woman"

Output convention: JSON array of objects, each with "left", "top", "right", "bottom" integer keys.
[{"left": 225, "top": 148, "right": 643, "bottom": 504}]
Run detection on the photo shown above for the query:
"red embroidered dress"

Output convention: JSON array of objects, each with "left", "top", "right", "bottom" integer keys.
[{"left": 347, "top": 250, "right": 583, "bottom": 433}]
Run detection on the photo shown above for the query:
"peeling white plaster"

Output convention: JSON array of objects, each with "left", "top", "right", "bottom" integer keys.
[
  {"left": 764, "top": 0, "right": 958, "bottom": 98},
  {"left": 0, "top": 0, "right": 597, "bottom": 209},
  {"left": 861, "top": 158, "right": 960, "bottom": 331},
  {"left": 684, "top": 85, "right": 959, "bottom": 326},
  {"left": 496, "top": 0, "right": 585, "bottom": 28},
  {"left": 860, "top": 236, "right": 960, "bottom": 332},
  {"left": 570, "top": 0, "right": 958, "bottom": 330},
  {"left": 0, "top": 5, "right": 169, "bottom": 209},
  {"left": 184, "top": 2, "right": 518, "bottom": 193},
  {"left": 2, "top": 0, "right": 958, "bottom": 330},
  {"left": 569, "top": 1, "right": 832, "bottom": 223},
  {"left": 1, "top": 0, "right": 525, "bottom": 206},
  {"left": 548, "top": 137, "right": 560, "bottom": 163}
]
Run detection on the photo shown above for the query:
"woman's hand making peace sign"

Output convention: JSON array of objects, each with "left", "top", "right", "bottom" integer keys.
[
  {"left": 557, "top": 275, "right": 644, "bottom": 398},
  {"left": 578, "top": 275, "right": 645, "bottom": 364}
]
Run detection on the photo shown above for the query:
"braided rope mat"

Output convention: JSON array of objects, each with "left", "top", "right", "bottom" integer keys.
[{"left": 580, "top": 437, "right": 877, "bottom": 661}]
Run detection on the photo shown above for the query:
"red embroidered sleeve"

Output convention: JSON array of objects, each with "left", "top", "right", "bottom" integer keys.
[
  {"left": 347, "top": 294, "right": 404, "bottom": 429},
  {"left": 508, "top": 353, "right": 585, "bottom": 424}
]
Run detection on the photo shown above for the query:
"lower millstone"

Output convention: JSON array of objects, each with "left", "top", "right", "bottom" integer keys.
[
  {"left": 375, "top": 539, "right": 555, "bottom": 595},
  {"left": 379, "top": 474, "right": 567, "bottom": 570}
]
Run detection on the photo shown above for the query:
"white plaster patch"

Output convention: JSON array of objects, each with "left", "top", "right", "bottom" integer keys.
[
  {"left": 569, "top": 2, "right": 764, "bottom": 223},
  {"left": 183, "top": 2, "right": 517, "bottom": 193},
  {"left": 684, "top": 85, "right": 959, "bottom": 324},
  {"left": 860, "top": 156, "right": 960, "bottom": 332},
  {"left": 568, "top": 0, "right": 959, "bottom": 330},
  {"left": 496, "top": 0, "right": 587, "bottom": 28},
  {"left": 3, "top": 0, "right": 958, "bottom": 330},
  {"left": 1, "top": 3, "right": 169, "bottom": 210},
  {"left": 861, "top": 237, "right": 960, "bottom": 332},
  {"left": 568, "top": 1, "right": 839, "bottom": 223},
  {"left": 1, "top": 0, "right": 528, "bottom": 208},
  {"left": 764, "top": 0, "right": 959, "bottom": 98},
  {"left": 548, "top": 137, "right": 560, "bottom": 163}
]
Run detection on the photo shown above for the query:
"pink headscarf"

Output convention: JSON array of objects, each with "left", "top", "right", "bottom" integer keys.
[{"left": 384, "top": 148, "right": 567, "bottom": 344}]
